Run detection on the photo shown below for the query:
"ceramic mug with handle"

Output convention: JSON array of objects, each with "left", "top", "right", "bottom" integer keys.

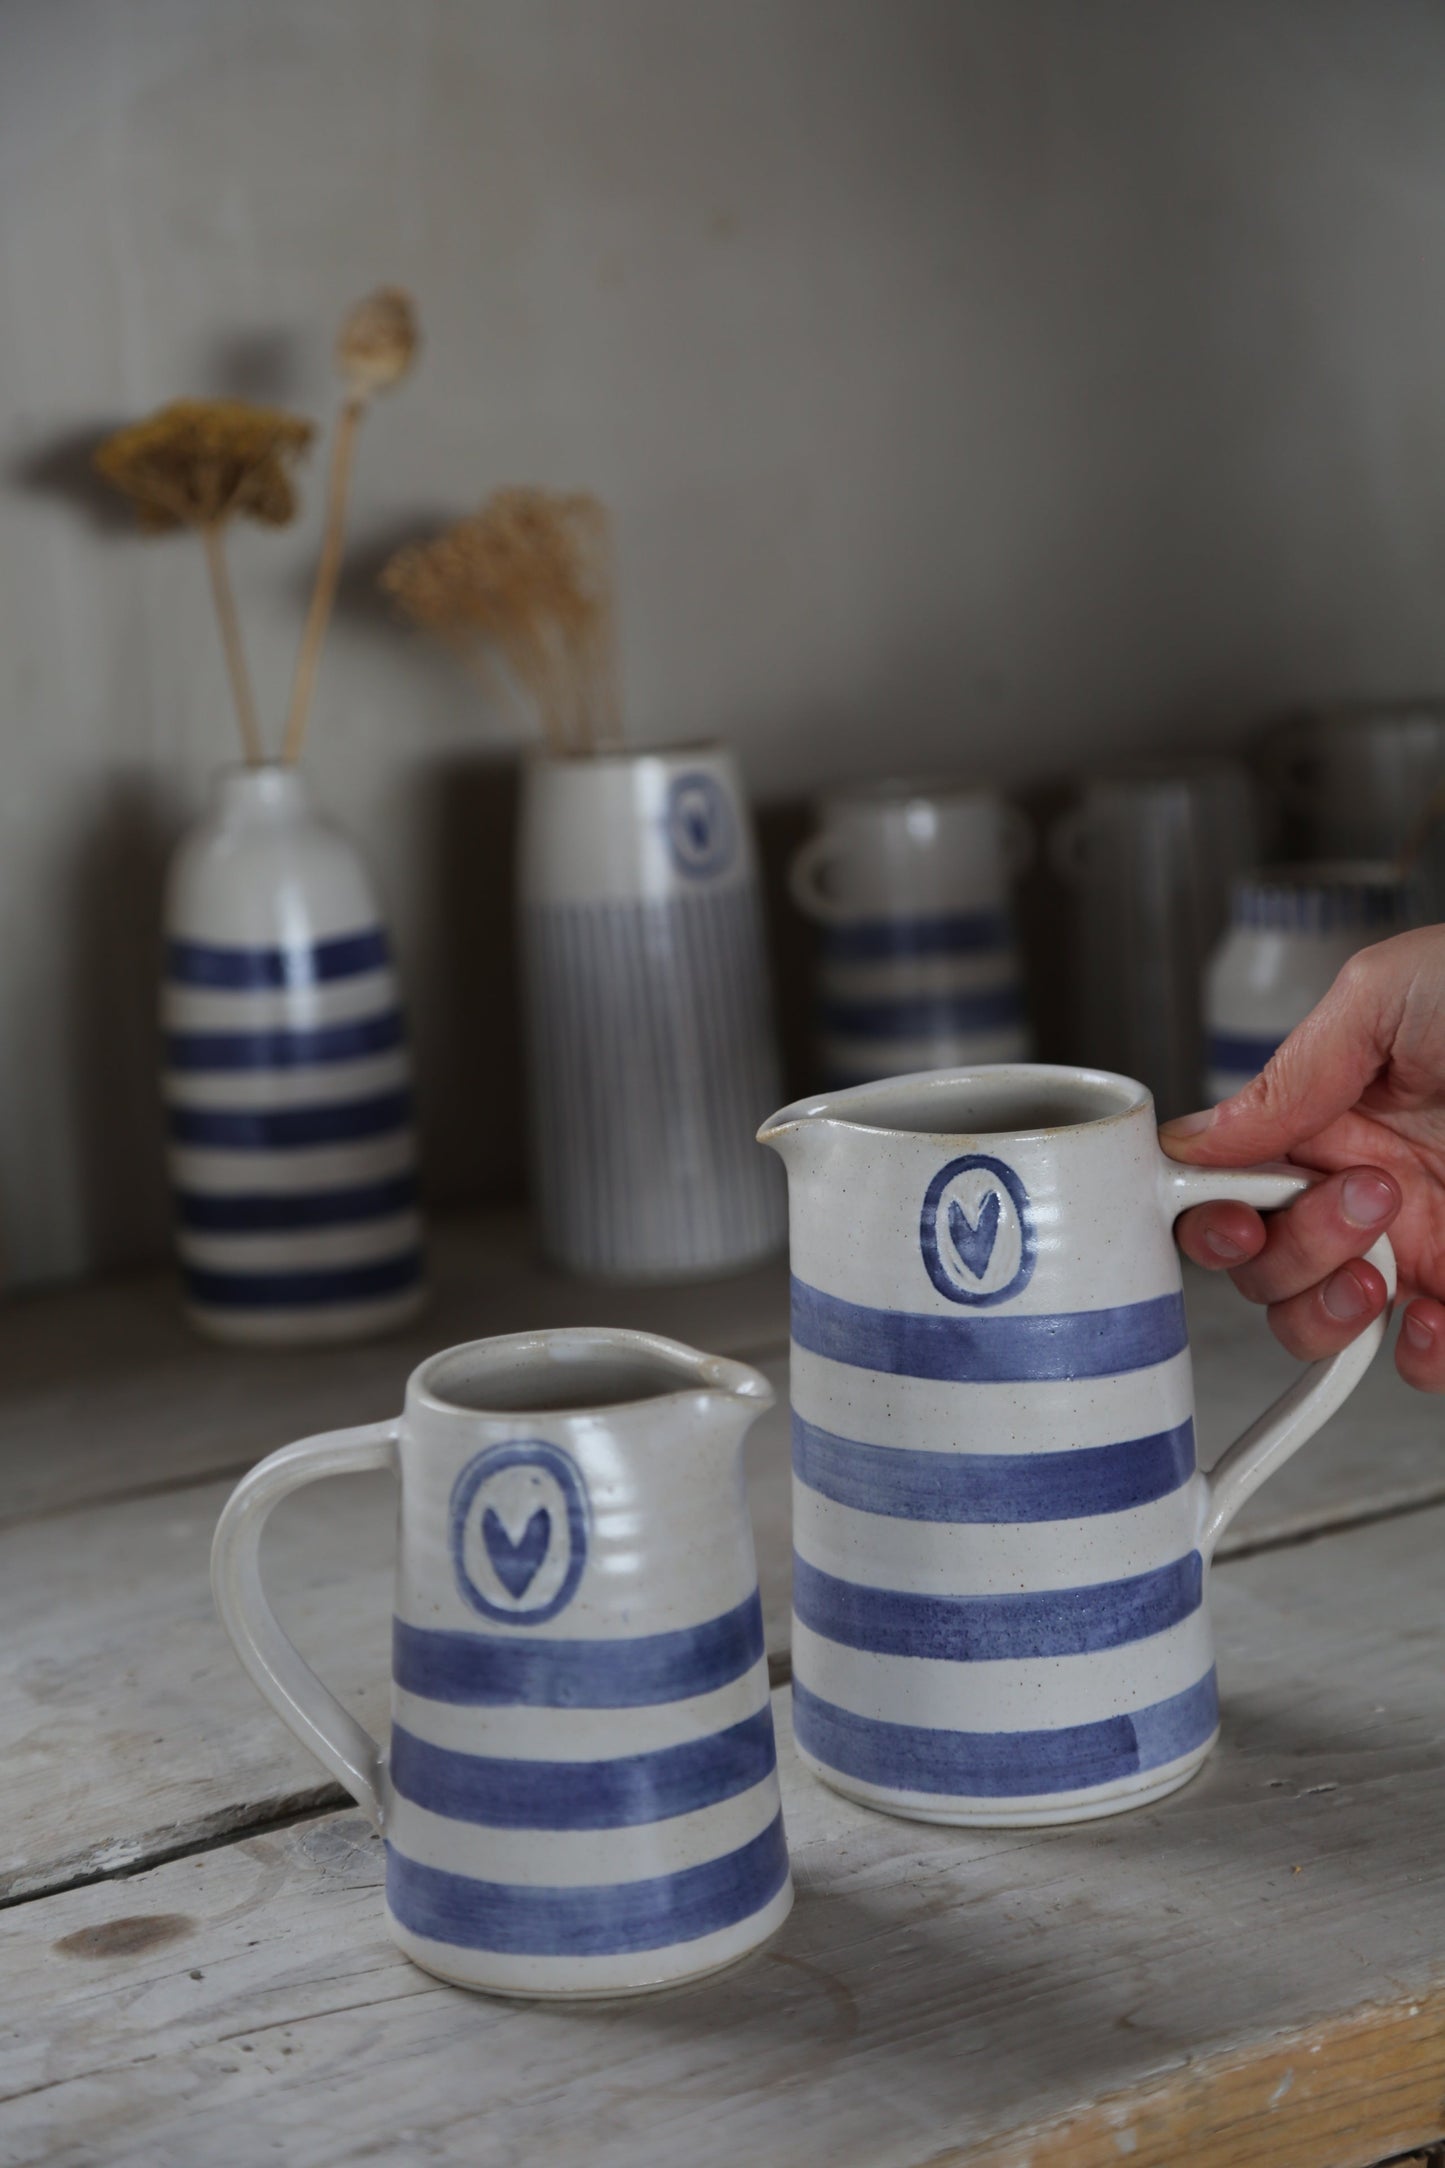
[
  {"left": 759, "top": 1064, "right": 1394, "bottom": 1827},
  {"left": 789, "top": 778, "right": 1032, "bottom": 1086},
  {"left": 211, "top": 1327, "right": 792, "bottom": 1997}
]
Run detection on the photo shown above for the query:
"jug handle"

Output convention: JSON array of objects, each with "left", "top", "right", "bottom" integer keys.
[
  {"left": 789, "top": 830, "right": 853, "bottom": 924},
  {"left": 1162, "top": 1163, "right": 1395, "bottom": 1559},
  {"left": 211, "top": 1420, "right": 399, "bottom": 1830}
]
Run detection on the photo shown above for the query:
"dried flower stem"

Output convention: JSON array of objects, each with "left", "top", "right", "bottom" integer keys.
[
  {"left": 281, "top": 395, "right": 365, "bottom": 767},
  {"left": 200, "top": 522, "right": 264, "bottom": 765}
]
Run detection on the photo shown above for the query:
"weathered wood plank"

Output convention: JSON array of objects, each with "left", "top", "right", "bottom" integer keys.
[
  {"left": 0, "top": 1355, "right": 791, "bottom": 1903},
  {"left": 0, "top": 1211, "right": 790, "bottom": 1525},
  {"left": 3, "top": 1507, "right": 1444, "bottom": 2168}
]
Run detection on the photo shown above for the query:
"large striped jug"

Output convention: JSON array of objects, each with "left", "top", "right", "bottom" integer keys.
[
  {"left": 211, "top": 1329, "right": 792, "bottom": 1997},
  {"left": 760, "top": 1065, "right": 1394, "bottom": 1826}
]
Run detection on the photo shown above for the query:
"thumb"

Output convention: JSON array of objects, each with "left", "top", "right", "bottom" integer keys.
[{"left": 1160, "top": 965, "right": 1392, "bottom": 1164}]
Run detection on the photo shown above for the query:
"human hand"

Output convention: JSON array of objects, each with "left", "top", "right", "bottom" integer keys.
[{"left": 1161, "top": 925, "right": 1445, "bottom": 1390}]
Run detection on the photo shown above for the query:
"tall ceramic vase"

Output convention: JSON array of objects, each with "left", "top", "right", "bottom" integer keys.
[
  {"left": 161, "top": 765, "right": 426, "bottom": 1344},
  {"left": 519, "top": 746, "right": 786, "bottom": 1281}
]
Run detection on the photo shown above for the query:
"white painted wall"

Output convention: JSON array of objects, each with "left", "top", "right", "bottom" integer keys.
[{"left": 4, "top": 0, "right": 1445, "bottom": 1285}]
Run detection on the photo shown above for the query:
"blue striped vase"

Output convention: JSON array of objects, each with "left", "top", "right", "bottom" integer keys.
[
  {"left": 790, "top": 782, "right": 1030, "bottom": 1087},
  {"left": 161, "top": 765, "right": 425, "bottom": 1344},
  {"left": 760, "top": 1064, "right": 1392, "bottom": 1825},
  {"left": 210, "top": 1328, "right": 792, "bottom": 1997},
  {"left": 519, "top": 748, "right": 786, "bottom": 1282},
  {"left": 1204, "top": 863, "right": 1407, "bottom": 1102}
]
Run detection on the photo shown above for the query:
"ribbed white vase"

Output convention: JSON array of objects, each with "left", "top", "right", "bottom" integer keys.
[
  {"left": 161, "top": 765, "right": 426, "bottom": 1345},
  {"left": 518, "top": 746, "right": 786, "bottom": 1283}
]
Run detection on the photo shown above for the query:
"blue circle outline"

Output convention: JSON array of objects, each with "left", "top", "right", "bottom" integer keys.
[
  {"left": 919, "top": 1153, "right": 1036, "bottom": 1308},
  {"left": 448, "top": 1439, "right": 590, "bottom": 1624},
  {"left": 664, "top": 770, "right": 736, "bottom": 880}
]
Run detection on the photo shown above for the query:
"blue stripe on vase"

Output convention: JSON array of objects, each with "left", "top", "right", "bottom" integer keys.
[
  {"left": 174, "top": 1172, "right": 419, "bottom": 1232},
  {"left": 793, "top": 1552, "right": 1203, "bottom": 1660},
  {"left": 385, "top": 1808, "right": 789, "bottom": 1956},
  {"left": 1206, "top": 1029, "right": 1283, "bottom": 1078},
  {"left": 168, "top": 1088, "right": 413, "bottom": 1151},
  {"left": 820, "top": 910, "right": 1011, "bottom": 963},
  {"left": 166, "top": 927, "right": 391, "bottom": 990},
  {"left": 185, "top": 1249, "right": 423, "bottom": 1310},
  {"left": 819, "top": 985, "right": 1024, "bottom": 1040},
  {"left": 388, "top": 1707, "right": 777, "bottom": 1830},
  {"left": 165, "top": 1010, "right": 405, "bottom": 1072},
  {"left": 392, "top": 1590, "right": 766, "bottom": 1710},
  {"left": 792, "top": 1413, "right": 1197, "bottom": 1523},
  {"left": 791, "top": 1670, "right": 1219, "bottom": 1797},
  {"left": 791, "top": 1277, "right": 1188, "bottom": 1383}
]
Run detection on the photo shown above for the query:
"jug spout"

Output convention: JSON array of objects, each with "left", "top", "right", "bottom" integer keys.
[{"left": 756, "top": 1092, "right": 842, "bottom": 1177}]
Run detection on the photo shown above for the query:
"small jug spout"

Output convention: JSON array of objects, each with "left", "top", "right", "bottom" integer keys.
[{"left": 756, "top": 1093, "right": 840, "bottom": 1177}]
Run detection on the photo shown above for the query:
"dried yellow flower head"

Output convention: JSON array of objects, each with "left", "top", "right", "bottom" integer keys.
[
  {"left": 380, "top": 488, "right": 619, "bottom": 755},
  {"left": 94, "top": 399, "right": 314, "bottom": 532},
  {"left": 337, "top": 287, "right": 419, "bottom": 398}
]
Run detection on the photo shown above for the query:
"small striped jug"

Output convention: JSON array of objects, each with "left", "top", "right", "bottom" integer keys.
[
  {"left": 211, "top": 1329, "right": 791, "bottom": 1997},
  {"left": 760, "top": 1065, "right": 1394, "bottom": 1826}
]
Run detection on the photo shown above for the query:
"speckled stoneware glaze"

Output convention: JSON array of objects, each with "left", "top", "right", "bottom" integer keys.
[
  {"left": 211, "top": 1328, "right": 792, "bottom": 1997},
  {"left": 760, "top": 1065, "right": 1395, "bottom": 1826}
]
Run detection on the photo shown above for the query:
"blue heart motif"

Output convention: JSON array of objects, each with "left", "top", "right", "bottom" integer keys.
[
  {"left": 483, "top": 1505, "right": 551, "bottom": 1600},
  {"left": 948, "top": 1190, "right": 1001, "bottom": 1281}
]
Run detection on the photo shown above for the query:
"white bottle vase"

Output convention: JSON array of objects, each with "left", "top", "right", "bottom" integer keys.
[
  {"left": 161, "top": 765, "right": 426, "bottom": 1345},
  {"left": 518, "top": 746, "right": 787, "bottom": 1282}
]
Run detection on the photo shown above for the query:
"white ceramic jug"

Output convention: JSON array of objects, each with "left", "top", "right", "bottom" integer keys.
[
  {"left": 789, "top": 779, "right": 1030, "bottom": 1086},
  {"left": 211, "top": 1327, "right": 791, "bottom": 1997},
  {"left": 759, "top": 1065, "right": 1393, "bottom": 1827}
]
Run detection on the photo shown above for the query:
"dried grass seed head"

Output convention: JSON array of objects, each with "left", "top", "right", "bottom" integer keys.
[
  {"left": 93, "top": 399, "right": 314, "bottom": 532},
  {"left": 337, "top": 288, "right": 419, "bottom": 399}
]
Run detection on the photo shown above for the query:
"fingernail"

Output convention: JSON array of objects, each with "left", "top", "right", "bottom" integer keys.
[
  {"left": 1323, "top": 1267, "right": 1370, "bottom": 1323},
  {"left": 1403, "top": 1311, "right": 1436, "bottom": 1353},
  {"left": 1160, "top": 1109, "right": 1216, "bottom": 1140},
  {"left": 1341, "top": 1172, "right": 1395, "bottom": 1228},
  {"left": 1204, "top": 1228, "right": 1249, "bottom": 1263}
]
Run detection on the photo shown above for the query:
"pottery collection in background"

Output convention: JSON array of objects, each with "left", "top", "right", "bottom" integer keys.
[
  {"left": 518, "top": 746, "right": 786, "bottom": 1283},
  {"left": 211, "top": 1327, "right": 791, "bottom": 1998},
  {"left": 1050, "top": 758, "right": 1259, "bottom": 1122},
  {"left": 1205, "top": 863, "right": 1409, "bottom": 1101},
  {"left": 759, "top": 1064, "right": 1393, "bottom": 1827},
  {"left": 162, "top": 764, "right": 425, "bottom": 1346},
  {"left": 790, "top": 778, "right": 1031, "bottom": 1087}
]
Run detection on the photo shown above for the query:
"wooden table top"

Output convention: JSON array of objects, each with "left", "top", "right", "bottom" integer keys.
[{"left": 2, "top": 1215, "right": 1442, "bottom": 2167}]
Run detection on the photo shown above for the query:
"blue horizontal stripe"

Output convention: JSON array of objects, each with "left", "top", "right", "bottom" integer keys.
[
  {"left": 1207, "top": 1029, "right": 1282, "bottom": 1078},
  {"left": 821, "top": 910, "right": 1011, "bottom": 963},
  {"left": 166, "top": 927, "right": 391, "bottom": 989},
  {"left": 385, "top": 1809, "right": 789, "bottom": 1955},
  {"left": 793, "top": 1552, "right": 1203, "bottom": 1660},
  {"left": 185, "top": 1249, "right": 423, "bottom": 1310},
  {"left": 389, "top": 1708, "right": 777, "bottom": 1830},
  {"left": 820, "top": 985, "right": 1024, "bottom": 1040},
  {"left": 165, "top": 1010, "right": 404, "bottom": 1072},
  {"left": 791, "top": 1278, "right": 1188, "bottom": 1383},
  {"left": 792, "top": 1671, "right": 1218, "bottom": 1797},
  {"left": 174, "top": 1172, "right": 419, "bottom": 1232},
  {"left": 792, "top": 1414, "right": 1197, "bottom": 1523},
  {"left": 168, "top": 1089, "right": 413, "bottom": 1150},
  {"left": 393, "top": 1591, "right": 766, "bottom": 1710}
]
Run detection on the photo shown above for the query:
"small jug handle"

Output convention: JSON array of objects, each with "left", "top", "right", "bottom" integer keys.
[
  {"left": 1162, "top": 1163, "right": 1395, "bottom": 1559},
  {"left": 211, "top": 1420, "right": 399, "bottom": 1830},
  {"left": 788, "top": 829, "right": 854, "bottom": 924}
]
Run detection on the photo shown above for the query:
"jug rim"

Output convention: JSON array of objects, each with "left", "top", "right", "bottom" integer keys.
[
  {"left": 408, "top": 1325, "right": 772, "bottom": 1420},
  {"left": 758, "top": 1063, "right": 1153, "bottom": 1146}
]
